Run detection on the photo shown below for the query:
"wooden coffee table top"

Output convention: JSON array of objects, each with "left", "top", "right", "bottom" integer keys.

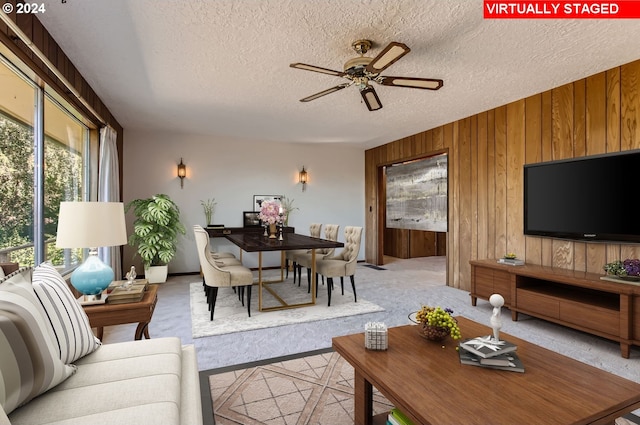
[{"left": 333, "top": 316, "right": 640, "bottom": 425}]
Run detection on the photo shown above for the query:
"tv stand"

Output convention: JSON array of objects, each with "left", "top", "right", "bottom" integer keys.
[{"left": 470, "top": 259, "right": 640, "bottom": 358}]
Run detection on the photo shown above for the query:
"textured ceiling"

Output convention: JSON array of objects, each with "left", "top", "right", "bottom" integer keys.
[{"left": 37, "top": 0, "right": 640, "bottom": 149}]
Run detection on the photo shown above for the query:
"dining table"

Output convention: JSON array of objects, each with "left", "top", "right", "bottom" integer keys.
[{"left": 225, "top": 231, "right": 344, "bottom": 311}]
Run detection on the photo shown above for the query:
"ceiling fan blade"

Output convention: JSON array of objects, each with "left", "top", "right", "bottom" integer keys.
[
  {"left": 365, "top": 42, "right": 410, "bottom": 74},
  {"left": 378, "top": 76, "right": 444, "bottom": 90},
  {"left": 299, "top": 83, "right": 351, "bottom": 102},
  {"left": 290, "top": 63, "right": 346, "bottom": 77},
  {"left": 360, "top": 85, "right": 382, "bottom": 111}
]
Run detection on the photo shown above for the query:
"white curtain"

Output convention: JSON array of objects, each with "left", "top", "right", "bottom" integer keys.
[{"left": 97, "top": 126, "right": 123, "bottom": 280}]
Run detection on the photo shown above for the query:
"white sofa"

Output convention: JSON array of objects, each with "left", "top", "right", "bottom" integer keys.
[{"left": 0, "top": 263, "right": 203, "bottom": 425}]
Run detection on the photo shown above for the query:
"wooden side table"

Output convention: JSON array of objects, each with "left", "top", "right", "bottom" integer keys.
[{"left": 82, "top": 284, "right": 158, "bottom": 340}]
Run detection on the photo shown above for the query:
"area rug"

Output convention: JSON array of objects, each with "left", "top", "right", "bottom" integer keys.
[
  {"left": 205, "top": 350, "right": 393, "bottom": 425},
  {"left": 190, "top": 278, "right": 385, "bottom": 338},
  {"left": 203, "top": 349, "right": 640, "bottom": 425}
]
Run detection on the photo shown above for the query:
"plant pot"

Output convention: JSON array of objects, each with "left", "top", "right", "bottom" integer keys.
[{"left": 144, "top": 265, "right": 168, "bottom": 283}]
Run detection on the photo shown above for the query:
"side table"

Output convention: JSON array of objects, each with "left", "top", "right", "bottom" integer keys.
[{"left": 82, "top": 284, "right": 158, "bottom": 340}]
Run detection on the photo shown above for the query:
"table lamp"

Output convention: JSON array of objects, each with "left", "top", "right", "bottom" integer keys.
[{"left": 56, "top": 201, "right": 128, "bottom": 299}]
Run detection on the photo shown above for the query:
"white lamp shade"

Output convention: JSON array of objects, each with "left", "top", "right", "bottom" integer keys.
[{"left": 56, "top": 202, "right": 128, "bottom": 248}]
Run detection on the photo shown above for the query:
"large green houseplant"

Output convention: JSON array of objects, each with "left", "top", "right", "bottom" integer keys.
[{"left": 125, "top": 194, "right": 186, "bottom": 283}]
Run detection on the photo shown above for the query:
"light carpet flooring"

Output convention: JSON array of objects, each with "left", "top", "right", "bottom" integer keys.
[{"left": 100, "top": 256, "right": 639, "bottom": 417}]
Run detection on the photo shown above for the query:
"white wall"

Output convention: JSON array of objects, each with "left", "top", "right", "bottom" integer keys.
[{"left": 122, "top": 129, "right": 365, "bottom": 274}]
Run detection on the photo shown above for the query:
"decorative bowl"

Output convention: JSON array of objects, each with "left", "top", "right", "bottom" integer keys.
[
  {"left": 409, "top": 311, "right": 458, "bottom": 342},
  {"left": 418, "top": 324, "right": 450, "bottom": 341},
  {"left": 617, "top": 275, "right": 640, "bottom": 282}
]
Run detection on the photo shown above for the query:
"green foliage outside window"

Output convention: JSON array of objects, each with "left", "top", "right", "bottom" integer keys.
[{"left": 0, "top": 113, "right": 82, "bottom": 267}]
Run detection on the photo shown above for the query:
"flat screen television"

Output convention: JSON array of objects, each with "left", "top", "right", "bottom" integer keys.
[{"left": 524, "top": 150, "right": 640, "bottom": 243}]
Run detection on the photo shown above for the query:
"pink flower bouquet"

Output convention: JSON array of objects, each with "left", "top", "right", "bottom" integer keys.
[{"left": 258, "top": 200, "right": 284, "bottom": 225}]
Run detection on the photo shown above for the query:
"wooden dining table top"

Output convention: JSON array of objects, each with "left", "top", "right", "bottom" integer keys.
[{"left": 225, "top": 232, "right": 343, "bottom": 252}]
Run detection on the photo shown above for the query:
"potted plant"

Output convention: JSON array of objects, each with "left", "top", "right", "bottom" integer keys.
[
  {"left": 125, "top": 194, "right": 186, "bottom": 283},
  {"left": 200, "top": 198, "right": 216, "bottom": 227},
  {"left": 279, "top": 195, "right": 298, "bottom": 226}
]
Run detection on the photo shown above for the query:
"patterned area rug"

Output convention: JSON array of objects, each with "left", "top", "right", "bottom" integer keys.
[
  {"left": 190, "top": 278, "right": 385, "bottom": 338},
  {"left": 207, "top": 350, "right": 393, "bottom": 425}
]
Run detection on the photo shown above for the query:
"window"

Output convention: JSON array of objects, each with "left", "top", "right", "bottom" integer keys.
[{"left": 0, "top": 51, "right": 93, "bottom": 271}]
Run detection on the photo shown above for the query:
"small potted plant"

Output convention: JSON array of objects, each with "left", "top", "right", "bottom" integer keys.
[
  {"left": 414, "top": 305, "right": 462, "bottom": 341},
  {"left": 125, "top": 194, "right": 186, "bottom": 283},
  {"left": 200, "top": 198, "right": 216, "bottom": 227},
  {"left": 279, "top": 195, "right": 298, "bottom": 226}
]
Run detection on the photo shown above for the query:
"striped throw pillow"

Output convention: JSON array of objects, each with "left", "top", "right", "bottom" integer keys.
[
  {"left": 32, "top": 263, "right": 101, "bottom": 364},
  {"left": 0, "top": 267, "right": 76, "bottom": 414}
]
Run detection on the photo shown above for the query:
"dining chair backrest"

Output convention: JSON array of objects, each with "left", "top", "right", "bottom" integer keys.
[
  {"left": 319, "top": 224, "right": 340, "bottom": 256},
  {"left": 193, "top": 225, "right": 233, "bottom": 287},
  {"left": 335, "top": 226, "right": 362, "bottom": 276},
  {"left": 309, "top": 223, "right": 322, "bottom": 238}
]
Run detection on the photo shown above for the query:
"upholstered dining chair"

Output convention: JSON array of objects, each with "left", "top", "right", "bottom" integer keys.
[
  {"left": 193, "top": 225, "right": 254, "bottom": 320},
  {"left": 286, "top": 223, "right": 322, "bottom": 284},
  {"left": 193, "top": 225, "right": 241, "bottom": 267},
  {"left": 314, "top": 226, "right": 363, "bottom": 306},
  {"left": 293, "top": 223, "right": 340, "bottom": 292}
]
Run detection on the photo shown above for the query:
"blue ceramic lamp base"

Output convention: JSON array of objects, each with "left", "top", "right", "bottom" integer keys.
[{"left": 71, "top": 251, "right": 114, "bottom": 297}]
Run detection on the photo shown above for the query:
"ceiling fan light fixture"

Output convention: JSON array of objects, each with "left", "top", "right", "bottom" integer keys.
[
  {"left": 290, "top": 40, "right": 442, "bottom": 111},
  {"left": 343, "top": 56, "right": 373, "bottom": 73},
  {"left": 360, "top": 86, "right": 382, "bottom": 111}
]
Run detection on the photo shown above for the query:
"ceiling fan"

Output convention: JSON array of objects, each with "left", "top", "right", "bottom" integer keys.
[{"left": 290, "top": 39, "right": 443, "bottom": 111}]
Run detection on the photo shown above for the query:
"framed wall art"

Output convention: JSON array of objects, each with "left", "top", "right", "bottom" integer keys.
[
  {"left": 386, "top": 153, "right": 448, "bottom": 232},
  {"left": 253, "top": 195, "right": 282, "bottom": 212}
]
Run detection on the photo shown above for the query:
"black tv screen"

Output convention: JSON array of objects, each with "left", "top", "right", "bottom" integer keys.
[{"left": 524, "top": 150, "right": 640, "bottom": 243}]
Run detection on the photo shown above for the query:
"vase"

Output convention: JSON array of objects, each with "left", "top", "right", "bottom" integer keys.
[{"left": 269, "top": 223, "right": 277, "bottom": 239}]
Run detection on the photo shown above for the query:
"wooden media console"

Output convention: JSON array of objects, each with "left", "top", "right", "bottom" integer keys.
[{"left": 470, "top": 259, "right": 640, "bottom": 358}]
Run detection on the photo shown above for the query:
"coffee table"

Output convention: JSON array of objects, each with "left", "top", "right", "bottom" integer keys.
[
  {"left": 82, "top": 284, "right": 158, "bottom": 340},
  {"left": 333, "top": 316, "right": 640, "bottom": 425}
]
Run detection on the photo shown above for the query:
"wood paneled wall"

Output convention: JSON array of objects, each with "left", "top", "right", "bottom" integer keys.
[
  {"left": 1, "top": 2, "right": 124, "bottom": 196},
  {"left": 366, "top": 59, "right": 640, "bottom": 290}
]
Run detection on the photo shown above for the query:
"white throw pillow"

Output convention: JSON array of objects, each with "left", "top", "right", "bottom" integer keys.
[
  {"left": 0, "top": 267, "right": 76, "bottom": 414},
  {"left": 32, "top": 262, "right": 101, "bottom": 364}
]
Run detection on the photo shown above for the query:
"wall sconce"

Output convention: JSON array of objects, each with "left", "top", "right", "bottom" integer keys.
[
  {"left": 177, "top": 158, "right": 186, "bottom": 188},
  {"left": 299, "top": 166, "right": 308, "bottom": 192}
]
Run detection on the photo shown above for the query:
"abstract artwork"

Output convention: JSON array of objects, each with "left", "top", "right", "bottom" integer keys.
[{"left": 386, "top": 153, "right": 447, "bottom": 232}]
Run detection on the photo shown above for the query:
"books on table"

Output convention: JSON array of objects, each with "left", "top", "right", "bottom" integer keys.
[
  {"left": 458, "top": 349, "right": 525, "bottom": 373},
  {"left": 497, "top": 258, "right": 525, "bottom": 266},
  {"left": 107, "top": 279, "right": 148, "bottom": 304},
  {"left": 459, "top": 335, "right": 517, "bottom": 358},
  {"left": 458, "top": 335, "right": 524, "bottom": 373},
  {"left": 387, "top": 407, "right": 415, "bottom": 425}
]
